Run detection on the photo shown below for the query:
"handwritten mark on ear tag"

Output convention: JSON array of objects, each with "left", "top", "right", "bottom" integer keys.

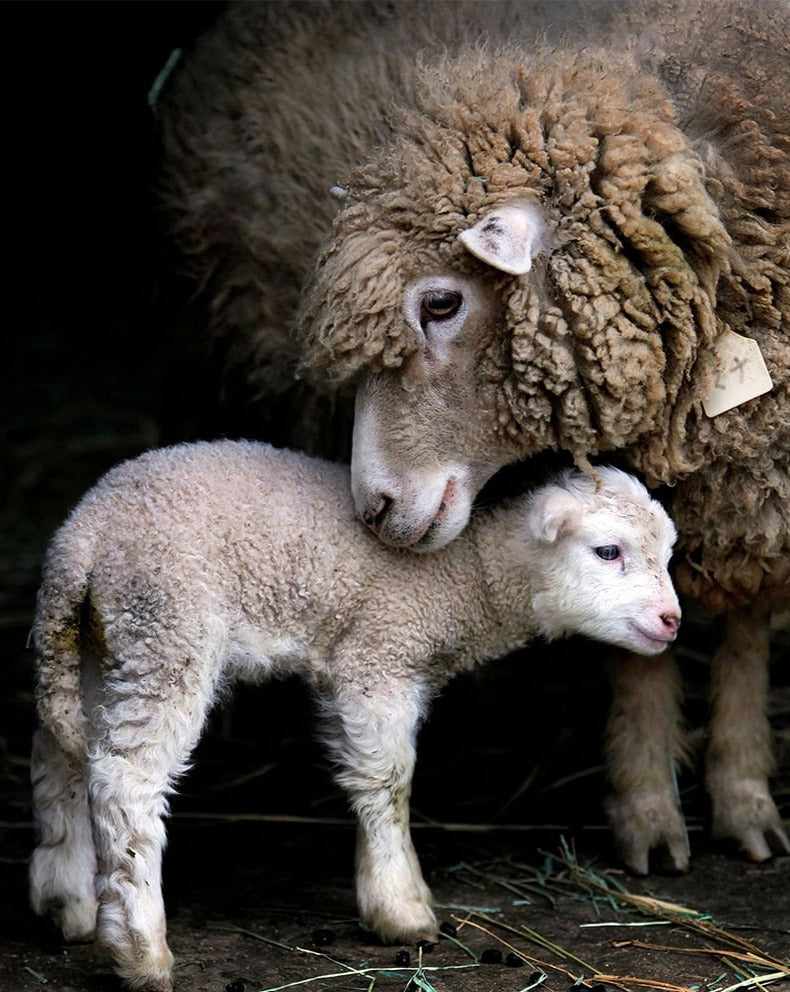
[{"left": 702, "top": 328, "right": 774, "bottom": 418}]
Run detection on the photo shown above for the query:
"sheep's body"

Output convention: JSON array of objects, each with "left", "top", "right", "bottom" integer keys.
[
  {"left": 30, "top": 440, "right": 679, "bottom": 991},
  {"left": 158, "top": 0, "right": 790, "bottom": 873}
]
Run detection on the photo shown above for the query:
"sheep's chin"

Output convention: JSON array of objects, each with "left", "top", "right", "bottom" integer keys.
[{"left": 412, "top": 511, "right": 469, "bottom": 552}]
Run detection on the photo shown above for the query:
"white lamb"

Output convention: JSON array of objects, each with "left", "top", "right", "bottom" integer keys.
[{"left": 29, "top": 440, "right": 680, "bottom": 991}]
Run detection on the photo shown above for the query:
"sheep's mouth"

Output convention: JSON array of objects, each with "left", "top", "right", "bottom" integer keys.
[{"left": 415, "top": 478, "right": 457, "bottom": 549}]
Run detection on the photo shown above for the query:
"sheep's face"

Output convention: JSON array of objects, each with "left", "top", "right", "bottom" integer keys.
[
  {"left": 352, "top": 272, "right": 520, "bottom": 550},
  {"left": 350, "top": 199, "right": 551, "bottom": 551},
  {"left": 526, "top": 473, "right": 681, "bottom": 656}
]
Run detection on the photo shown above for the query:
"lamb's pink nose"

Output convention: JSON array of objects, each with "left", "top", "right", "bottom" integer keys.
[{"left": 661, "top": 612, "right": 680, "bottom": 637}]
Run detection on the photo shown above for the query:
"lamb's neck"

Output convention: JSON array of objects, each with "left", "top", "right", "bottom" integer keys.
[{"left": 468, "top": 504, "right": 544, "bottom": 650}]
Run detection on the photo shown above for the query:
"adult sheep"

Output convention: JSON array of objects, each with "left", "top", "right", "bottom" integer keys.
[{"left": 158, "top": 0, "right": 790, "bottom": 873}]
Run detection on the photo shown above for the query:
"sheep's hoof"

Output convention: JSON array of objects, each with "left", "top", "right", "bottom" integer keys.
[
  {"left": 710, "top": 778, "right": 790, "bottom": 862},
  {"left": 605, "top": 789, "right": 690, "bottom": 876}
]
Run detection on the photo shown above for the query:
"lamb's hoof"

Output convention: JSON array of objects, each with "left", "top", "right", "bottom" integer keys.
[
  {"left": 113, "top": 945, "right": 174, "bottom": 992},
  {"left": 34, "top": 896, "right": 97, "bottom": 944},
  {"left": 121, "top": 970, "right": 173, "bottom": 992},
  {"left": 362, "top": 900, "right": 438, "bottom": 946}
]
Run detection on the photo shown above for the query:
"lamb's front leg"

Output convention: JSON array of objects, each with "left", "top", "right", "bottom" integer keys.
[
  {"left": 605, "top": 651, "right": 690, "bottom": 875},
  {"left": 706, "top": 606, "right": 790, "bottom": 861},
  {"left": 325, "top": 684, "right": 436, "bottom": 943}
]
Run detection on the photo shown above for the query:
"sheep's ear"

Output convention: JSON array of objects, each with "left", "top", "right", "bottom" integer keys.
[
  {"left": 528, "top": 489, "right": 582, "bottom": 543},
  {"left": 458, "top": 199, "right": 543, "bottom": 274}
]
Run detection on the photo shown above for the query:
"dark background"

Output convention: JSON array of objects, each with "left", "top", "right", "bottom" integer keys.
[{"left": 1, "top": 4, "right": 788, "bottom": 990}]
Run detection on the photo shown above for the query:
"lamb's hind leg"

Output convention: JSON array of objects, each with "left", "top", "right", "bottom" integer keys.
[
  {"left": 706, "top": 606, "right": 790, "bottom": 861},
  {"left": 605, "top": 651, "right": 690, "bottom": 875},
  {"left": 29, "top": 727, "right": 98, "bottom": 941},
  {"left": 324, "top": 684, "right": 436, "bottom": 944},
  {"left": 90, "top": 646, "right": 222, "bottom": 992}
]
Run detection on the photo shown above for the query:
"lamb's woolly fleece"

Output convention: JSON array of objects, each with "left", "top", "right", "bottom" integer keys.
[{"left": 34, "top": 442, "right": 675, "bottom": 766}]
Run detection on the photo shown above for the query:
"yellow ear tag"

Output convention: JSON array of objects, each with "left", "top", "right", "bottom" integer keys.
[{"left": 702, "top": 328, "right": 774, "bottom": 418}]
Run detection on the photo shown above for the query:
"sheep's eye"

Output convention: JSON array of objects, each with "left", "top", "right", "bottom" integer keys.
[
  {"left": 421, "top": 289, "right": 462, "bottom": 324},
  {"left": 595, "top": 545, "right": 620, "bottom": 561}
]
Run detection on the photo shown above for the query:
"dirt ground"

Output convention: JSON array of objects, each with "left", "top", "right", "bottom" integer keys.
[{"left": 2, "top": 4, "right": 789, "bottom": 992}]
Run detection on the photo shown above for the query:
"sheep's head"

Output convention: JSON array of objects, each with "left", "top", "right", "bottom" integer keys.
[
  {"left": 350, "top": 271, "right": 524, "bottom": 550},
  {"left": 296, "top": 44, "right": 731, "bottom": 550}
]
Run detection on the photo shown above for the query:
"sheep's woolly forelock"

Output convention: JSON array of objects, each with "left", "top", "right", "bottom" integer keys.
[{"left": 297, "top": 44, "right": 730, "bottom": 474}]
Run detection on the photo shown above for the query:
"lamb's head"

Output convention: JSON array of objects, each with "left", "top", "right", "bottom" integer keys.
[
  {"left": 296, "top": 44, "right": 730, "bottom": 550},
  {"left": 524, "top": 467, "right": 680, "bottom": 656}
]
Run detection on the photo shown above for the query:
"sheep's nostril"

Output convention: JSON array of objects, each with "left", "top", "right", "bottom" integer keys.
[
  {"left": 661, "top": 612, "right": 680, "bottom": 636},
  {"left": 361, "top": 495, "right": 392, "bottom": 532}
]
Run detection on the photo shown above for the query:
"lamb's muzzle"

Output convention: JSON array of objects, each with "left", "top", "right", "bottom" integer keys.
[{"left": 629, "top": 609, "right": 681, "bottom": 653}]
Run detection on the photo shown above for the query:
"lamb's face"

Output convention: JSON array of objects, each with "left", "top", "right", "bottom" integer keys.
[
  {"left": 351, "top": 272, "right": 521, "bottom": 550},
  {"left": 528, "top": 478, "right": 681, "bottom": 656}
]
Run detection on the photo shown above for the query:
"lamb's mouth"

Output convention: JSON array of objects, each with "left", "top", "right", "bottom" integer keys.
[{"left": 629, "top": 622, "right": 677, "bottom": 652}]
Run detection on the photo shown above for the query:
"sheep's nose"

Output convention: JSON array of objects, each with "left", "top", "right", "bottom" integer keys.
[
  {"left": 661, "top": 612, "right": 680, "bottom": 636},
  {"left": 360, "top": 494, "right": 392, "bottom": 534}
]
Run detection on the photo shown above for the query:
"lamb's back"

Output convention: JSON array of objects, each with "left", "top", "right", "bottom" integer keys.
[{"left": 63, "top": 441, "right": 365, "bottom": 621}]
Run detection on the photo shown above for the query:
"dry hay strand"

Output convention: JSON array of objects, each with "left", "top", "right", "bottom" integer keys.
[{"left": 447, "top": 838, "right": 790, "bottom": 992}]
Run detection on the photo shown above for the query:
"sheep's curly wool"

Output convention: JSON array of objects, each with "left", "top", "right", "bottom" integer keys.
[
  {"left": 158, "top": 0, "right": 790, "bottom": 612},
  {"left": 299, "top": 45, "right": 729, "bottom": 466}
]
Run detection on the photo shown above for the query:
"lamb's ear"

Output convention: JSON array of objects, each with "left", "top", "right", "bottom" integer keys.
[
  {"left": 528, "top": 488, "right": 583, "bottom": 543},
  {"left": 458, "top": 199, "right": 543, "bottom": 274}
]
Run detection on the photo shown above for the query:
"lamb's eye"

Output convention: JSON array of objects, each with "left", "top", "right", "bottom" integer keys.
[
  {"left": 421, "top": 289, "right": 462, "bottom": 324},
  {"left": 595, "top": 545, "right": 620, "bottom": 561}
]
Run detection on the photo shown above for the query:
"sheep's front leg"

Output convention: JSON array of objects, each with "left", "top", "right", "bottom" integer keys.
[
  {"left": 29, "top": 728, "right": 99, "bottom": 941},
  {"left": 605, "top": 652, "right": 690, "bottom": 875},
  {"left": 706, "top": 607, "right": 790, "bottom": 861},
  {"left": 326, "top": 685, "right": 436, "bottom": 943}
]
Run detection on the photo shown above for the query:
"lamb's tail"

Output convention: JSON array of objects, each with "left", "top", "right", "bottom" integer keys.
[{"left": 32, "top": 521, "right": 95, "bottom": 765}]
